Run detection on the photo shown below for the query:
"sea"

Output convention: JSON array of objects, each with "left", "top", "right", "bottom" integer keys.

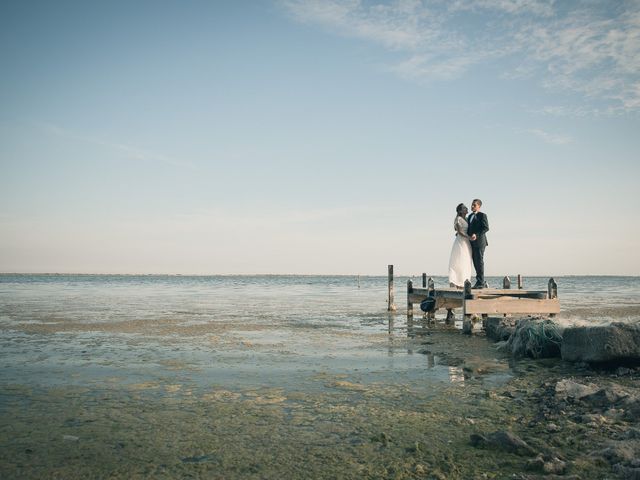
[{"left": 1, "top": 274, "right": 639, "bottom": 479}]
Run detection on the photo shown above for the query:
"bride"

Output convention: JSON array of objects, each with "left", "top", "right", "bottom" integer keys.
[{"left": 448, "top": 203, "right": 473, "bottom": 289}]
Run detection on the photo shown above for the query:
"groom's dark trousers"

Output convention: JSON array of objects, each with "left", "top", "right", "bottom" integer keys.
[{"left": 467, "top": 212, "right": 489, "bottom": 286}]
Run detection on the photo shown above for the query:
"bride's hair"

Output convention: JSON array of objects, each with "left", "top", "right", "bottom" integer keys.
[{"left": 456, "top": 203, "right": 466, "bottom": 216}]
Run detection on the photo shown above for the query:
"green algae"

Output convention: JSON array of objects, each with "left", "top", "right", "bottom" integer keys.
[
  {"left": 3, "top": 358, "right": 633, "bottom": 479},
  {"left": 1, "top": 321, "right": 638, "bottom": 479}
]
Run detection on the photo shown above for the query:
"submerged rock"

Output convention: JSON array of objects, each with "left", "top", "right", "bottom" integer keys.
[
  {"left": 554, "top": 379, "right": 598, "bottom": 400},
  {"left": 470, "top": 430, "right": 536, "bottom": 456},
  {"left": 526, "top": 453, "right": 568, "bottom": 475},
  {"left": 485, "top": 317, "right": 516, "bottom": 342},
  {"left": 561, "top": 322, "right": 640, "bottom": 363}
]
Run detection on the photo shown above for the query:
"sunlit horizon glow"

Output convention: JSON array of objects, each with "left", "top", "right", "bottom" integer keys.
[{"left": 1, "top": 1, "right": 639, "bottom": 276}]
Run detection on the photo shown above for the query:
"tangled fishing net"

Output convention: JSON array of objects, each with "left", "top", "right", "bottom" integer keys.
[{"left": 497, "top": 317, "right": 564, "bottom": 358}]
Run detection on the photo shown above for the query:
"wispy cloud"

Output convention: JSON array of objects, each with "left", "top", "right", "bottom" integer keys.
[
  {"left": 279, "top": 0, "right": 640, "bottom": 113},
  {"left": 40, "top": 123, "right": 196, "bottom": 169},
  {"left": 524, "top": 128, "right": 573, "bottom": 145}
]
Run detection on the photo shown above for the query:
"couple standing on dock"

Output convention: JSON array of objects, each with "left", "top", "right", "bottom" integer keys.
[{"left": 448, "top": 199, "right": 489, "bottom": 290}]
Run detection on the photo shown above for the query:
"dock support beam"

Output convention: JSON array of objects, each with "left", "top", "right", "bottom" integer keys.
[
  {"left": 427, "top": 277, "right": 435, "bottom": 323},
  {"left": 548, "top": 277, "right": 557, "bottom": 317},
  {"left": 387, "top": 265, "right": 396, "bottom": 312},
  {"left": 462, "top": 280, "right": 473, "bottom": 334},
  {"left": 407, "top": 279, "right": 413, "bottom": 317}
]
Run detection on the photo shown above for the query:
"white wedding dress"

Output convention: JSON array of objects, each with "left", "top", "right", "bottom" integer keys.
[{"left": 448, "top": 216, "right": 473, "bottom": 288}]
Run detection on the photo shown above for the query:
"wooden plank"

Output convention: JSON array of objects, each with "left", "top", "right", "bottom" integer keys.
[
  {"left": 408, "top": 293, "right": 463, "bottom": 310},
  {"left": 464, "top": 297, "right": 560, "bottom": 315},
  {"left": 474, "top": 291, "right": 547, "bottom": 300},
  {"left": 409, "top": 287, "right": 546, "bottom": 295}
]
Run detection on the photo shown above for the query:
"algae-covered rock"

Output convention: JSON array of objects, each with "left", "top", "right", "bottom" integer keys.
[
  {"left": 555, "top": 379, "right": 598, "bottom": 400},
  {"left": 561, "top": 322, "right": 640, "bottom": 363},
  {"left": 470, "top": 430, "right": 536, "bottom": 456},
  {"left": 485, "top": 317, "right": 516, "bottom": 342}
]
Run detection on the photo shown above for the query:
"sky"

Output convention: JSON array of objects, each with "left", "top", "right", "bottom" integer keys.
[{"left": 1, "top": 0, "right": 639, "bottom": 276}]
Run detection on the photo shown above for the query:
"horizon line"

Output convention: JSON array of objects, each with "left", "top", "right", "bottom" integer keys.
[{"left": 0, "top": 272, "right": 638, "bottom": 278}]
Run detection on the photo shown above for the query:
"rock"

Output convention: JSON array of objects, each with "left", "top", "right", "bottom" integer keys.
[
  {"left": 526, "top": 453, "right": 568, "bottom": 475},
  {"left": 554, "top": 379, "right": 598, "bottom": 400},
  {"left": 580, "top": 386, "right": 629, "bottom": 408},
  {"left": 617, "top": 366, "right": 632, "bottom": 376},
  {"left": 622, "top": 396, "right": 640, "bottom": 421},
  {"left": 470, "top": 430, "right": 536, "bottom": 456},
  {"left": 613, "top": 464, "right": 640, "bottom": 480},
  {"left": 561, "top": 322, "right": 640, "bottom": 363},
  {"left": 577, "top": 413, "right": 606, "bottom": 427},
  {"left": 485, "top": 317, "right": 516, "bottom": 342},
  {"left": 593, "top": 442, "right": 637, "bottom": 464},
  {"left": 546, "top": 423, "right": 560, "bottom": 433},
  {"left": 623, "top": 427, "right": 640, "bottom": 440}
]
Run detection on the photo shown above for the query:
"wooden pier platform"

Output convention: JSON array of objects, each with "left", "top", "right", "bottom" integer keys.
[{"left": 406, "top": 276, "right": 560, "bottom": 333}]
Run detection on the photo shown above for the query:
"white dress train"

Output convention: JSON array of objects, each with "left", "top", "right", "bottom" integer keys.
[{"left": 448, "top": 216, "right": 473, "bottom": 288}]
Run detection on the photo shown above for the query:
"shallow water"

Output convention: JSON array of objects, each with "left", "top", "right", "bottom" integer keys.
[{"left": 1, "top": 274, "right": 639, "bottom": 478}]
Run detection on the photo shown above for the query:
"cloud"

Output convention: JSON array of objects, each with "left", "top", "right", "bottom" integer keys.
[
  {"left": 524, "top": 128, "right": 573, "bottom": 145},
  {"left": 279, "top": 0, "right": 640, "bottom": 113}
]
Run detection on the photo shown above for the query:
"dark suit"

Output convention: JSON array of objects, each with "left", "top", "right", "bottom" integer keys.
[{"left": 467, "top": 211, "right": 489, "bottom": 286}]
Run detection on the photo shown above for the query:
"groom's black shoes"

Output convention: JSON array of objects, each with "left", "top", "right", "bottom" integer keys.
[{"left": 471, "top": 282, "right": 488, "bottom": 289}]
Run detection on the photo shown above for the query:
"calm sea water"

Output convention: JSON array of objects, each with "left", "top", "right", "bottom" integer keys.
[
  {"left": 1, "top": 274, "right": 639, "bottom": 478},
  {"left": 1, "top": 274, "right": 638, "bottom": 390}
]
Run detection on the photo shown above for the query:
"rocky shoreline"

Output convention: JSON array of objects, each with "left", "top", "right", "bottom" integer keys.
[{"left": 461, "top": 317, "right": 640, "bottom": 479}]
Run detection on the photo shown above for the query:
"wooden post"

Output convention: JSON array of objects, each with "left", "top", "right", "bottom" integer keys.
[
  {"left": 422, "top": 273, "right": 427, "bottom": 288},
  {"left": 517, "top": 274, "right": 523, "bottom": 290},
  {"left": 407, "top": 279, "right": 413, "bottom": 317},
  {"left": 502, "top": 276, "right": 511, "bottom": 317},
  {"left": 387, "top": 265, "right": 396, "bottom": 311},
  {"left": 427, "top": 277, "right": 435, "bottom": 322},
  {"left": 548, "top": 277, "right": 558, "bottom": 318},
  {"left": 462, "top": 280, "right": 473, "bottom": 334},
  {"left": 463, "top": 279, "right": 472, "bottom": 299}
]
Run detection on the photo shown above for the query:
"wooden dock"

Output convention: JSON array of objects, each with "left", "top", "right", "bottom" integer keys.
[{"left": 400, "top": 272, "right": 559, "bottom": 333}]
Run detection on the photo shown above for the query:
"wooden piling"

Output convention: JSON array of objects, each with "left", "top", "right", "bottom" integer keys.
[
  {"left": 422, "top": 273, "right": 427, "bottom": 288},
  {"left": 407, "top": 279, "right": 413, "bottom": 317},
  {"left": 387, "top": 265, "right": 396, "bottom": 312},
  {"left": 427, "top": 277, "right": 435, "bottom": 322},
  {"left": 462, "top": 280, "right": 473, "bottom": 334},
  {"left": 503, "top": 276, "right": 511, "bottom": 289},
  {"left": 548, "top": 277, "right": 558, "bottom": 317},
  {"left": 517, "top": 274, "right": 523, "bottom": 289}
]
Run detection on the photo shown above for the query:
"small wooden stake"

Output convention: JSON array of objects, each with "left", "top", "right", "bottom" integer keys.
[
  {"left": 422, "top": 273, "right": 427, "bottom": 288},
  {"left": 407, "top": 279, "right": 413, "bottom": 317},
  {"left": 503, "top": 276, "right": 511, "bottom": 289},
  {"left": 517, "top": 274, "right": 523, "bottom": 290}
]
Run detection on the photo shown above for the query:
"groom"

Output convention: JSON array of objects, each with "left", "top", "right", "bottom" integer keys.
[{"left": 467, "top": 198, "right": 489, "bottom": 289}]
